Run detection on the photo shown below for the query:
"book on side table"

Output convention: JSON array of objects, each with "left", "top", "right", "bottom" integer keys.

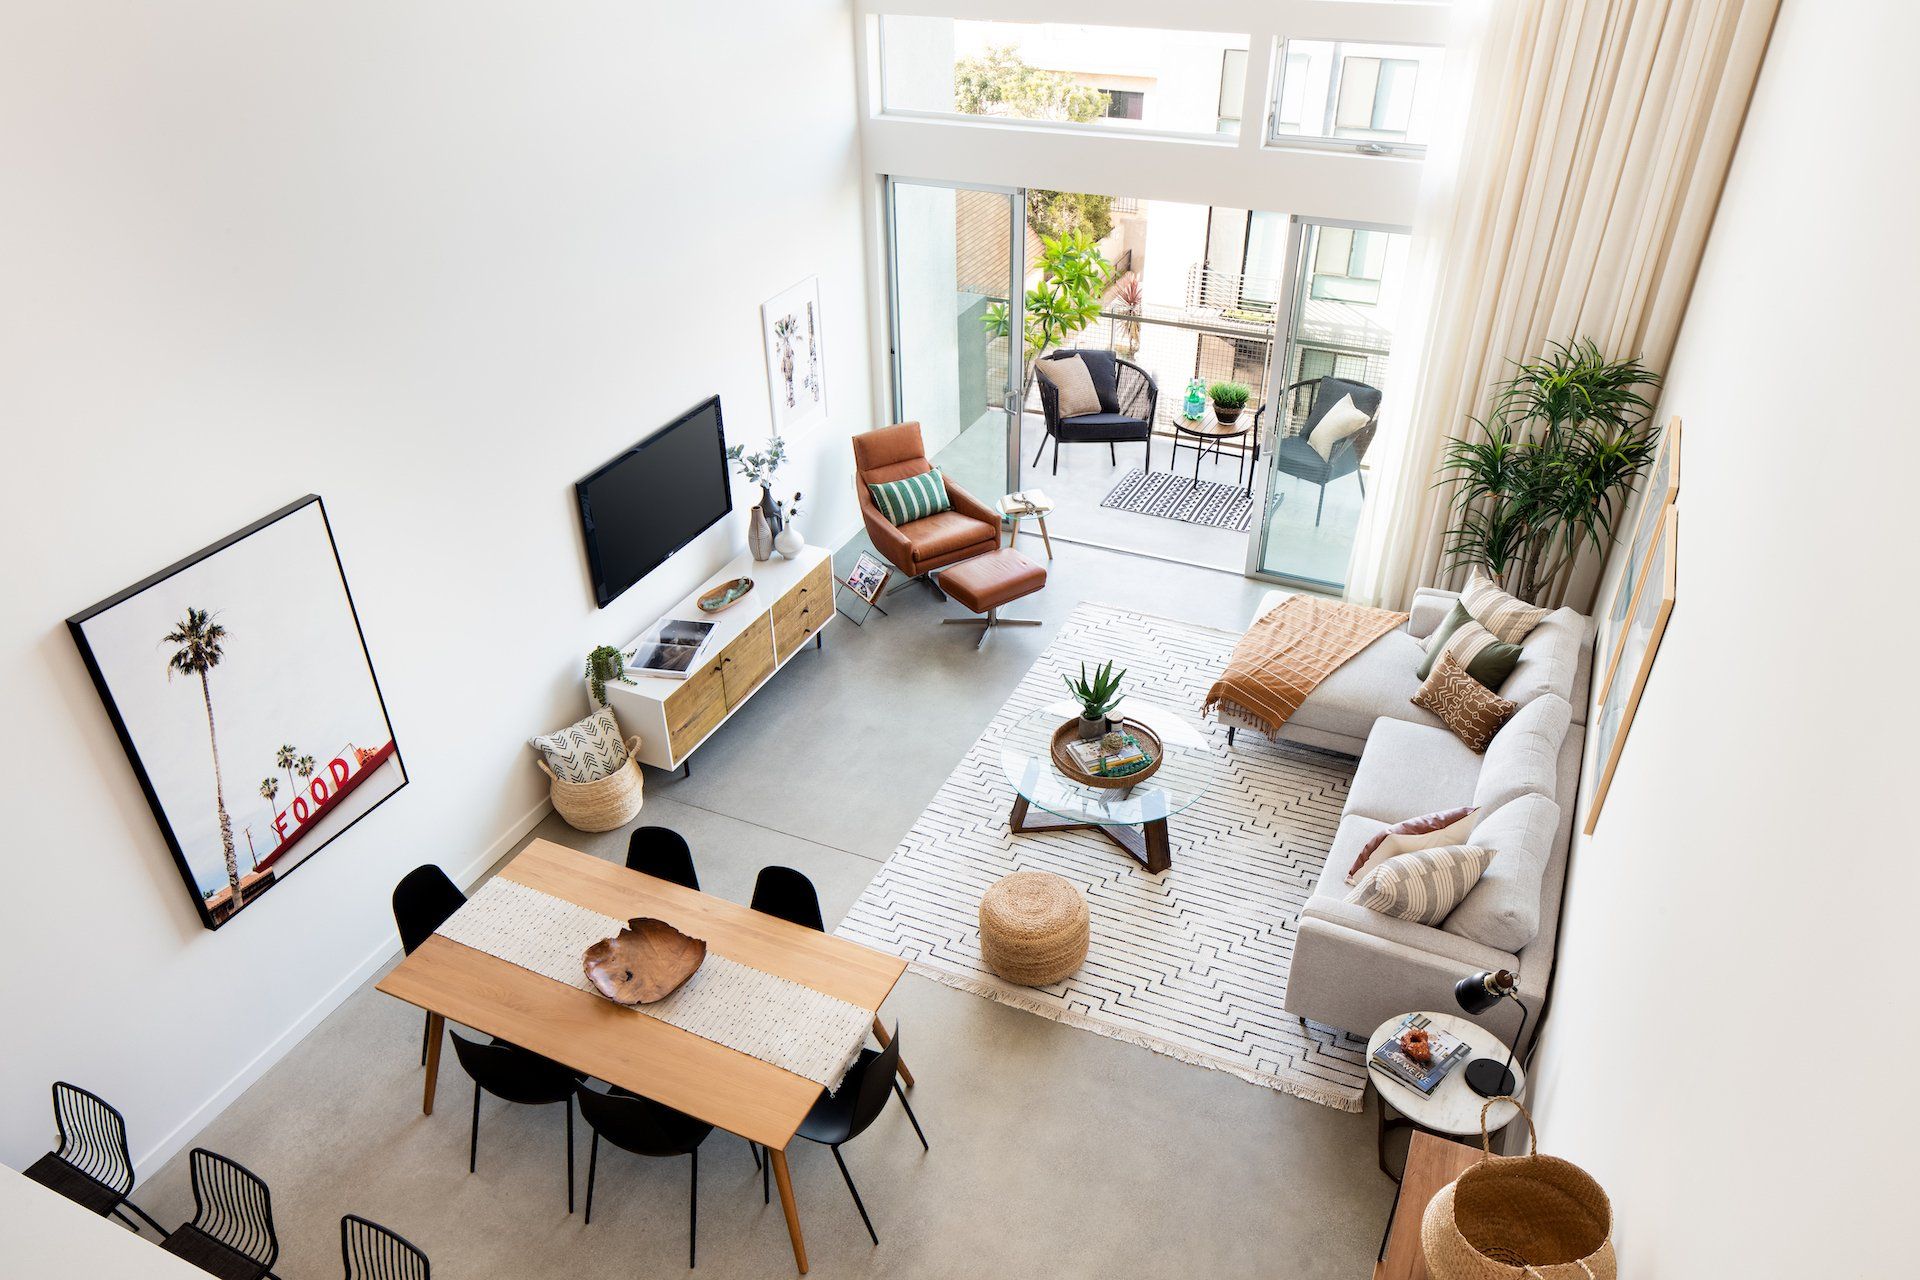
[{"left": 1370, "top": 1014, "right": 1471, "bottom": 1095}]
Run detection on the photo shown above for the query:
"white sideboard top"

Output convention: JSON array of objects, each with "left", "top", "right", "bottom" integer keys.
[{"left": 618, "top": 544, "right": 829, "bottom": 701}]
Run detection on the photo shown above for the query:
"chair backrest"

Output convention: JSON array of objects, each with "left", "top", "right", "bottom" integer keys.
[
  {"left": 574, "top": 1085, "right": 711, "bottom": 1158},
  {"left": 1113, "top": 356, "right": 1157, "bottom": 419},
  {"left": 449, "top": 1033, "right": 575, "bottom": 1105},
  {"left": 391, "top": 865, "right": 465, "bottom": 956},
  {"left": 625, "top": 827, "right": 698, "bottom": 890},
  {"left": 852, "top": 422, "right": 932, "bottom": 487},
  {"left": 750, "top": 866, "right": 824, "bottom": 932},
  {"left": 48, "top": 1082, "right": 135, "bottom": 1195},
  {"left": 843, "top": 1027, "right": 905, "bottom": 1144},
  {"left": 186, "top": 1148, "right": 279, "bottom": 1270},
  {"left": 341, "top": 1214, "right": 430, "bottom": 1280}
]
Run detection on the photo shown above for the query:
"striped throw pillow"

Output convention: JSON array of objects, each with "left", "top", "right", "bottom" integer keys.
[
  {"left": 1418, "top": 603, "right": 1523, "bottom": 689},
  {"left": 1460, "top": 570, "right": 1549, "bottom": 644},
  {"left": 868, "top": 469, "right": 952, "bottom": 526},
  {"left": 1347, "top": 843, "right": 1496, "bottom": 925}
]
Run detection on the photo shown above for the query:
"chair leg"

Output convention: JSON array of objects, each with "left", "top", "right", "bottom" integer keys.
[
  {"left": 1052, "top": 434, "right": 1060, "bottom": 475},
  {"left": 1315, "top": 483, "right": 1327, "bottom": 526},
  {"left": 1226, "top": 725, "right": 1237, "bottom": 747},
  {"left": 688, "top": 1147, "right": 699, "bottom": 1269},
  {"left": 830, "top": 1145, "right": 879, "bottom": 1247},
  {"left": 1108, "top": 441, "right": 1116, "bottom": 465},
  {"left": 762, "top": 1144, "right": 771, "bottom": 1205},
  {"left": 565, "top": 1096, "right": 576, "bottom": 1214},
  {"left": 585, "top": 1132, "right": 600, "bottom": 1225},
  {"left": 118, "top": 1200, "right": 169, "bottom": 1237},
  {"left": 1031, "top": 430, "right": 1048, "bottom": 468},
  {"left": 893, "top": 1082, "right": 930, "bottom": 1152},
  {"left": 1145, "top": 435, "right": 1152, "bottom": 473},
  {"left": 469, "top": 1083, "right": 481, "bottom": 1174},
  {"left": 1358, "top": 470, "right": 1367, "bottom": 499},
  {"left": 747, "top": 1138, "right": 761, "bottom": 1171}
]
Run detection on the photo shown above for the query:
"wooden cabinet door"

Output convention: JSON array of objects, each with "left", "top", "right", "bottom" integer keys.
[
  {"left": 718, "top": 613, "right": 774, "bottom": 706},
  {"left": 773, "top": 560, "right": 833, "bottom": 663},
  {"left": 664, "top": 656, "right": 727, "bottom": 761}
]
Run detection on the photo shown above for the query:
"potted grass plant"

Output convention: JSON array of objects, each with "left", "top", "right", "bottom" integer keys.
[
  {"left": 1209, "top": 381, "right": 1252, "bottom": 425},
  {"left": 585, "top": 644, "right": 633, "bottom": 707},
  {"left": 1063, "top": 659, "right": 1126, "bottom": 740}
]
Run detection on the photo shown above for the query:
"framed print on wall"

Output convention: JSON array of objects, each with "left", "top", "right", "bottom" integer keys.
[
  {"left": 1596, "top": 416, "right": 1681, "bottom": 708},
  {"left": 760, "top": 275, "right": 827, "bottom": 437},
  {"left": 1584, "top": 504, "right": 1677, "bottom": 835},
  {"left": 67, "top": 495, "right": 406, "bottom": 929}
]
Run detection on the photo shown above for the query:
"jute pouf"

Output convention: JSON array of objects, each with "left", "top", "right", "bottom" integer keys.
[{"left": 978, "top": 871, "right": 1089, "bottom": 986}]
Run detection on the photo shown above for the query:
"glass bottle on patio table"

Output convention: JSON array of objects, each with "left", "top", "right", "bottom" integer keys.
[{"left": 1183, "top": 379, "right": 1206, "bottom": 421}]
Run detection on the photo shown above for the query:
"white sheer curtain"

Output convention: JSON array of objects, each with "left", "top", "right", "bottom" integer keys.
[{"left": 1347, "top": 0, "right": 1779, "bottom": 611}]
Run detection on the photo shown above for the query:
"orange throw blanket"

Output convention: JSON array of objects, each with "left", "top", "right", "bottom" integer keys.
[{"left": 1203, "top": 595, "right": 1408, "bottom": 737}]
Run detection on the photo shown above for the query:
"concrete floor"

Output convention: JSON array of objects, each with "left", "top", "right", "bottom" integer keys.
[{"left": 137, "top": 538, "right": 1396, "bottom": 1279}]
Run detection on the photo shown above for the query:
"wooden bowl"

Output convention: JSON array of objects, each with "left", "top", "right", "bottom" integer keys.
[
  {"left": 583, "top": 917, "right": 706, "bottom": 1004},
  {"left": 697, "top": 577, "right": 754, "bottom": 613},
  {"left": 1049, "top": 718, "right": 1164, "bottom": 790}
]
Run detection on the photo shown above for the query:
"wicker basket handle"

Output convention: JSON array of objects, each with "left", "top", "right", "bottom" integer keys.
[
  {"left": 532, "top": 736, "right": 643, "bottom": 784},
  {"left": 1478, "top": 1095, "right": 1538, "bottom": 1157},
  {"left": 534, "top": 756, "right": 556, "bottom": 782}
]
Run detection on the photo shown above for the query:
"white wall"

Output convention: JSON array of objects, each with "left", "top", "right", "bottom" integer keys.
[
  {"left": 1526, "top": 4, "right": 1914, "bottom": 1275},
  {"left": 0, "top": 0, "right": 873, "bottom": 1174}
]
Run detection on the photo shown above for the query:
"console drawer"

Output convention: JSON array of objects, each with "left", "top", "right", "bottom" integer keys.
[
  {"left": 664, "top": 659, "right": 727, "bottom": 760},
  {"left": 719, "top": 613, "right": 774, "bottom": 705}
]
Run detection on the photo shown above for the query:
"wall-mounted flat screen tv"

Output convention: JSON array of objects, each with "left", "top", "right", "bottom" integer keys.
[{"left": 576, "top": 396, "right": 732, "bottom": 608}]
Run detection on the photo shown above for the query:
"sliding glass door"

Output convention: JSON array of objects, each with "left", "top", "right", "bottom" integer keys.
[{"left": 886, "top": 179, "right": 1024, "bottom": 503}]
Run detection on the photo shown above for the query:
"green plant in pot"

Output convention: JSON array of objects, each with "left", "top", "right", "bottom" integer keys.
[
  {"left": 1208, "top": 381, "right": 1252, "bottom": 425},
  {"left": 1063, "top": 659, "right": 1126, "bottom": 740},
  {"left": 585, "top": 644, "right": 633, "bottom": 707}
]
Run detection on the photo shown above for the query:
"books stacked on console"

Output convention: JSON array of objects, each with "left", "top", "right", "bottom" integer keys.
[
  {"left": 624, "top": 618, "right": 717, "bottom": 680},
  {"left": 1371, "top": 1014, "right": 1472, "bottom": 1096}
]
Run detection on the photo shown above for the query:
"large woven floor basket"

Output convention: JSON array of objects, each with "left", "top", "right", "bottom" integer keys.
[
  {"left": 1422, "top": 1099, "right": 1616, "bottom": 1280},
  {"left": 538, "top": 735, "right": 644, "bottom": 832}
]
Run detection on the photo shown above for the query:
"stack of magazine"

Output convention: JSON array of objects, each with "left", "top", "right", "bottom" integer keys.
[
  {"left": 624, "top": 618, "right": 717, "bottom": 680},
  {"left": 1370, "top": 1014, "right": 1472, "bottom": 1095},
  {"left": 1065, "top": 733, "right": 1152, "bottom": 778}
]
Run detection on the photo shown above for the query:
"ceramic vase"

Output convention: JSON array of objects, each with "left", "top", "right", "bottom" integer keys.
[
  {"left": 748, "top": 507, "right": 774, "bottom": 562},
  {"left": 774, "top": 524, "right": 805, "bottom": 559},
  {"left": 759, "top": 483, "right": 784, "bottom": 534}
]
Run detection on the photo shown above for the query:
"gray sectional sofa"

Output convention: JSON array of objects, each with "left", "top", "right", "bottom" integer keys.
[{"left": 1225, "top": 588, "right": 1591, "bottom": 1054}]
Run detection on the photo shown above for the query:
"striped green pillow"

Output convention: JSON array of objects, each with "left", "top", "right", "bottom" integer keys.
[{"left": 868, "top": 469, "right": 952, "bottom": 525}]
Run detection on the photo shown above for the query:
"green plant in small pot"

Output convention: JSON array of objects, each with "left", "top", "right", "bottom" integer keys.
[
  {"left": 1063, "top": 659, "right": 1127, "bottom": 740},
  {"left": 1209, "top": 381, "right": 1252, "bottom": 425},
  {"left": 585, "top": 644, "right": 633, "bottom": 707}
]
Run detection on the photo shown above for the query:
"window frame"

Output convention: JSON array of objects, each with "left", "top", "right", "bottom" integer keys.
[{"left": 1264, "top": 37, "right": 1443, "bottom": 158}]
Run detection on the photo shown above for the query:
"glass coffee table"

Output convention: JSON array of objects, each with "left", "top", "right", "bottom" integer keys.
[{"left": 997, "top": 699, "right": 1225, "bottom": 874}]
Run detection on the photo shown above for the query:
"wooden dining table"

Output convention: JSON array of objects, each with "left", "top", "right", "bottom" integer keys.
[{"left": 376, "top": 838, "right": 909, "bottom": 1275}]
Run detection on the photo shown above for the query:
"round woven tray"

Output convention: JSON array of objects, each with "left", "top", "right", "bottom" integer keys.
[{"left": 1049, "top": 718, "right": 1163, "bottom": 789}]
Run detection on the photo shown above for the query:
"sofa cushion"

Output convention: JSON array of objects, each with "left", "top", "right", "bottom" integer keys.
[
  {"left": 1036, "top": 353, "right": 1103, "bottom": 417},
  {"left": 868, "top": 469, "right": 952, "bottom": 525},
  {"left": 1343, "top": 718, "right": 1482, "bottom": 823},
  {"left": 1472, "top": 694, "right": 1572, "bottom": 813},
  {"left": 1498, "top": 606, "right": 1586, "bottom": 710},
  {"left": 1314, "top": 814, "right": 1392, "bottom": 903},
  {"left": 1461, "top": 569, "right": 1549, "bottom": 643},
  {"left": 1443, "top": 793, "right": 1560, "bottom": 952},
  {"left": 1288, "top": 629, "right": 1448, "bottom": 744},
  {"left": 1073, "top": 348, "right": 1122, "bottom": 413},
  {"left": 1419, "top": 603, "right": 1524, "bottom": 689},
  {"left": 1348, "top": 844, "right": 1496, "bottom": 925},
  {"left": 898, "top": 509, "right": 997, "bottom": 560}
]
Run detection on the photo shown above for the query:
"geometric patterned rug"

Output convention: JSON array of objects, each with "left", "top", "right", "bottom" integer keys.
[
  {"left": 1098, "top": 467, "right": 1258, "bottom": 531},
  {"left": 835, "top": 602, "right": 1371, "bottom": 1110}
]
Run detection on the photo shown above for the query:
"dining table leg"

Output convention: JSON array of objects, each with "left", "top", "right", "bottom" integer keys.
[
  {"left": 870, "top": 1016, "right": 915, "bottom": 1088},
  {"left": 421, "top": 1012, "right": 444, "bottom": 1115},
  {"left": 770, "top": 1148, "right": 808, "bottom": 1274}
]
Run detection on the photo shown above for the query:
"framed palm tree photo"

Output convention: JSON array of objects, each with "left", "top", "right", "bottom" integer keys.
[{"left": 67, "top": 495, "right": 406, "bottom": 929}]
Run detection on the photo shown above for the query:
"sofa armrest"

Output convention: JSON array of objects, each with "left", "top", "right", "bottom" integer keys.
[
  {"left": 854, "top": 480, "right": 916, "bottom": 575},
  {"left": 1407, "top": 588, "right": 1461, "bottom": 639},
  {"left": 944, "top": 475, "right": 1001, "bottom": 529}
]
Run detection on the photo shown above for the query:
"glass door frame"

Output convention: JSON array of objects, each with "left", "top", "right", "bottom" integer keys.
[
  {"left": 1242, "top": 212, "right": 1411, "bottom": 591},
  {"left": 882, "top": 176, "right": 1027, "bottom": 502}
]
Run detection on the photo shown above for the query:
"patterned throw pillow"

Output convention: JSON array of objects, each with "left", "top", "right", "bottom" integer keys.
[
  {"left": 867, "top": 469, "right": 953, "bottom": 525},
  {"left": 1035, "top": 354, "right": 1103, "bottom": 418},
  {"left": 1346, "top": 805, "right": 1478, "bottom": 885},
  {"left": 1347, "top": 844, "right": 1497, "bottom": 925},
  {"left": 529, "top": 705, "right": 628, "bottom": 783},
  {"left": 1413, "top": 651, "right": 1519, "bottom": 753},
  {"left": 1418, "top": 602, "right": 1524, "bottom": 689},
  {"left": 1460, "top": 569, "right": 1549, "bottom": 644}
]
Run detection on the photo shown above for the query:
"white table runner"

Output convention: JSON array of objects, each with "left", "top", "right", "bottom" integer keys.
[{"left": 435, "top": 877, "right": 870, "bottom": 1091}]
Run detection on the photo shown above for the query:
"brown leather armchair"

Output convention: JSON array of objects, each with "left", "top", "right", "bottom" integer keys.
[{"left": 852, "top": 422, "right": 1000, "bottom": 586}]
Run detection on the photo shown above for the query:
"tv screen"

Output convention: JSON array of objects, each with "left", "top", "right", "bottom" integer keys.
[{"left": 576, "top": 396, "right": 732, "bottom": 608}]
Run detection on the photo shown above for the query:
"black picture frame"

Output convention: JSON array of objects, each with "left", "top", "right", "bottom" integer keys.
[{"left": 66, "top": 495, "right": 407, "bottom": 930}]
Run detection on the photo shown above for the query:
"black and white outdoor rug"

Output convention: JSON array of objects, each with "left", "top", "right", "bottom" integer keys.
[
  {"left": 835, "top": 602, "right": 1370, "bottom": 1110},
  {"left": 1098, "top": 468, "right": 1258, "bottom": 531}
]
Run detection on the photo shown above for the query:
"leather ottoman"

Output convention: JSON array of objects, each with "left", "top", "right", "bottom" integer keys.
[{"left": 937, "top": 548, "right": 1046, "bottom": 649}]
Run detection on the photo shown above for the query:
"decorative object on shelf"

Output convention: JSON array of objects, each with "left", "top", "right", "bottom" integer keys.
[
  {"left": 1048, "top": 717, "right": 1163, "bottom": 789},
  {"left": 1421, "top": 1099, "right": 1616, "bottom": 1280},
  {"left": 747, "top": 506, "right": 774, "bottom": 562},
  {"left": 1452, "top": 969, "right": 1529, "bottom": 1098},
  {"left": 978, "top": 870, "right": 1089, "bottom": 987},
  {"left": 1439, "top": 338, "right": 1661, "bottom": 608},
  {"left": 760, "top": 275, "right": 827, "bottom": 437},
  {"left": 727, "top": 432, "right": 788, "bottom": 561},
  {"left": 773, "top": 491, "right": 805, "bottom": 558},
  {"left": 1400, "top": 1025, "right": 1433, "bottom": 1064},
  {"left": 835, "top": 549, "right": 892, "bottom": 626},
  {"left": 583, "top": 916, "right": 707, "bottom": 1004},
  {"left": 1584, "top": 504, "right": 1676, "bottom": 835},
  {"left": 1596, "top": 416, "right": 1681, "bottom": 708},
  {"left": 697, "top": 577, "right": 754, "bottom": 614},
  {"left": 1182, "top": 378, "right": 1207, "bottom": 421},
  {"left": 1208, "top": 380, "right": 1251, "bottom": 425},
  {"left": 1062, "top": 658, "right": 1126, "bottom": 740},
  {"left": 585, "top": 644, "right": 633, "bottom": 707},
  {"left": 66, "top": 495, "right": 407, "bottom": 931}
]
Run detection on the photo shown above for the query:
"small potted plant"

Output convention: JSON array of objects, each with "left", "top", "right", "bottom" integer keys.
[
  {"left": 1209, "top": 381, "right": 1252, "bottom": 425},
  {"left": 585, "top": 644, "right": 633, "bottom": 707},
  {"left": 726, "top": 436, "right": 789, "bottom": 560},
  {"left": 1063, "top": 659, "right": 1126, "bottom": 740}
]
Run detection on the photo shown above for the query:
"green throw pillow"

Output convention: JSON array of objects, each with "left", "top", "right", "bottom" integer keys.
[
  {"left": 868, "top": 469, "right": 952, "bottom": 526},
  {"left": 1418, "top": 602, "right": 1523, "bottom": 690}
]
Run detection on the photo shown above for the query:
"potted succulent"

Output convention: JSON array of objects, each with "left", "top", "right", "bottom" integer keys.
[
  {"left": 1209, "top": 381, "right": 1252, "bottom": 425},
  {"left": 585, "top": 644, "right": 633, "bottom": 707},
  {"left": 1063, "top": 659, "right": 1127, "bottom": 740}
]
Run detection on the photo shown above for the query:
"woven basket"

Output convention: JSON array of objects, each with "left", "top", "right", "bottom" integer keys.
[
  {"left": 1422, "top": 1099, "right": 1616, "bottom": 1280},
  {"left": 978, "top": 871, "right": 1089, "bottom": 986},
  {"left": 537, "top": 735, "right": 645, "bottom": 832}
]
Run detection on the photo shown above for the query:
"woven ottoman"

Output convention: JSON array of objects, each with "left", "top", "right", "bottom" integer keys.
[{"left": 978, "top": 871, "right": 1089, "bottom": 986}]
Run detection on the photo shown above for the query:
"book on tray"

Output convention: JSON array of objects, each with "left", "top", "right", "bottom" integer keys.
[
  {"left": 1065, "top": 734, "right": 1151, "bottom": 777},
  {"left": 626, "top": 618, "right": 716, "bottom": 680},
  {"left": 1371, "top": 1015, "right": 1472, "bottom": 1095}
]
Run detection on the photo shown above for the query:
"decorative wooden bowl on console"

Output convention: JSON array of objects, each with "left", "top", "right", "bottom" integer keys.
[
  {"left": 1049, "top": 718, "right": 1164, "bottom": 790},
  {"left": 583, "top": 917, "right": 706, "bottom": 1004},
  {"left": 697, "top": 577, "right": 754, "bottom": 613}
]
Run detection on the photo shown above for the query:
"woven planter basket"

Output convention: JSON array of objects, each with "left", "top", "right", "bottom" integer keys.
[
  {"left": 1422, "top": 1099, "right": 1616, "bottom": 1280},
  {"left": 537, "top": 735, "right": 644, "bottom": 833}
]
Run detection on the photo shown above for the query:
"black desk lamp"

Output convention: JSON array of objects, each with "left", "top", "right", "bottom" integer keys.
[{"left": 1453, "top": 968, "right": 1527, "bottom": 1098}]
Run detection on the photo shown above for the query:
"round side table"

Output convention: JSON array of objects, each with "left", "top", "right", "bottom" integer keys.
[{"left": 1367, "top": 1011, "right": 1524, "bottom": 1182}]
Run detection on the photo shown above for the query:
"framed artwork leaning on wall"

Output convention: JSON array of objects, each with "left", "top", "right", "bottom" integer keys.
[{"left": 1584, "top": 504, "right": 1677, "bottom": 836}]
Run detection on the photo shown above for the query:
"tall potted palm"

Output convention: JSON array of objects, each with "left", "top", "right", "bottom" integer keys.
[{"left": 164, "top": 608, "right": 241, "bottom": 916}]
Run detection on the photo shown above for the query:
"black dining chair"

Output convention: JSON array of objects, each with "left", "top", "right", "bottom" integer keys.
[
  {"left": 341, "top": 1214, "right": 430, "bottom": 1280},
  {"left": 576, "top": 1084, "right": 716, "bottom": 1268},
  {"left": 1268, "top": 375, "right": 1383, "bottom": 525},
  {"left": 157, "top": 1149, "right": 279, "bottom": 1280},
  {"left": 449, "top": 1033, "right": 581, "bottom": 1213},
  {"left": 1032, "top": 348, "right": 1158, "bottom": 475},
  {"left": 792, "top": 1025, "right": 927, "bottom": 1247},
  {"left": 626, "top": 826, "right": 699, "bottom": 890},
  {"left": 391, "top": 865, "right": 466, "bottom": 1064},
  {"left": 22, "top": 1082, "right": 166, "bottom": 1235}
]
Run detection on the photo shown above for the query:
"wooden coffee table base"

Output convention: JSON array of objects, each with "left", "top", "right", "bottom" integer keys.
[{"left": 1009, "top": 794, "right": 1171, "bottom": 874}]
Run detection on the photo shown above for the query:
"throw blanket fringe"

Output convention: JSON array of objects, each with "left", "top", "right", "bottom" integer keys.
[{"left": 1204, "top": 595, "right": 1407, "bottom": 736}]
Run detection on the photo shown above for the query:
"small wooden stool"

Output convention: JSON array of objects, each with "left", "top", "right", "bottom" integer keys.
[{"left": 938, "top": 548, "right": 1045, "bottom": 650}]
